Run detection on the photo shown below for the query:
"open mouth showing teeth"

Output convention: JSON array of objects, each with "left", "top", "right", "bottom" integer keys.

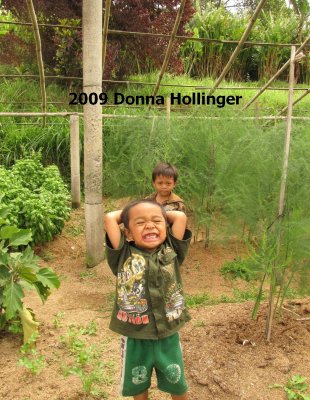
[{"left": 143, "top": 233, "right": 158, "bottom": 241}]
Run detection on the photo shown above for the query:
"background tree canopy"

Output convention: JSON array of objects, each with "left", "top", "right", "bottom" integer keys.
[{"left": 0, "top": 0, "right": 309, "bottom": 83}]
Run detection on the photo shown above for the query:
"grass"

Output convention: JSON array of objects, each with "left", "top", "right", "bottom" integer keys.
[{"left": 186, "top": 288, "right": 260, "bottom": 308}]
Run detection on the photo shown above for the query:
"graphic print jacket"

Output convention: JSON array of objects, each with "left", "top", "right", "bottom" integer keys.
[{"left": 105, "top": 229, "right": 192, "bottom": 339}]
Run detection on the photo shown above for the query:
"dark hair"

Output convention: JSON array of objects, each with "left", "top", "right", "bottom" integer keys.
[
  {"left": 152, "top": 162, "right": 179, "bottom": 182},
  {"left": 121, "top": 199, "right": 167, "bottom": 229}
]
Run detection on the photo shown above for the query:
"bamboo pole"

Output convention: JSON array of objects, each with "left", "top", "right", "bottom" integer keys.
[
  {"left": 278, "top": 46, "right": 296, "bottom": 218},
  {"left": 242, "top": 35, "right": 310, "bottom": 110},
  {"left": 102, "top": 0, "right": 111, "bottom": 74},
  {"left": 151, "top": 0, "right": 187, "bottom": 99},
  {"left": 70, "top": 115, "right": 81, "bottom": 209},
  {"left": 265, "top": 46, "right": 296, "bottom": 343},
  {"left": 208, "top": 0, "right": 267, "bottom": 96},
  {"left": 83, "top": 0, "right": 104, "bottom": 268},
  {"left": 277, "top": 88, "right": 310, "bottom": 116},
  {"left": 26, "top": 0, "right": 46, "bottom": 127}
]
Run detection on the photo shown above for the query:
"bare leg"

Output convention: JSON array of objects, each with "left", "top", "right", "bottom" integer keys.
[
  {"left": 133, "top": 390, "right": 148, "bottom": 400},
  {"left": 171, "top": 393, "right": 188, "bottom": 400}
]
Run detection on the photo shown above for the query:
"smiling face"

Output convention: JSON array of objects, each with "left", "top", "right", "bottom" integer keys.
[
  {"left": 152, "top": 175, "right": 176, "bottom": 199},
  {"left": 125, "top": 202, "right": 167, "bottom": 252}
]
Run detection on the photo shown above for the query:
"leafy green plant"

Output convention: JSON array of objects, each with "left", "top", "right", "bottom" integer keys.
[
  {"left": 0, "top": 202, "right": 60, "bottom": 341},
  {"left": 18, "top": 333, "right": 46, "bottom": 375},
  {"left": 270, "top": 375, "right": 310, "bottom": 400},
  {"left": 0, "top": 153, "right": 70, "bottom": 244}
]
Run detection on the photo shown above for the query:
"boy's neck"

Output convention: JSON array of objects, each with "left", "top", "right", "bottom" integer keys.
[{"left": 156, "top": 192, "right": 172, "bottom": 203}]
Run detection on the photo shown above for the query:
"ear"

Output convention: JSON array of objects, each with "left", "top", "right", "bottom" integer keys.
[{"left": 124, "top": 228, "right": 133, "bottom": 241}]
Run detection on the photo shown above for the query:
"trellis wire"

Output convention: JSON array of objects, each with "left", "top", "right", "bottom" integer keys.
[
  {"left": 1, "top": 74, "right": 308, "bottom": 92},
  {"left": 0, "top": 19, "right": 309, "bottom": 48}
]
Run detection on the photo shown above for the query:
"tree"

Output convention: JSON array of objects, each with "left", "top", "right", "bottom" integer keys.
[{"left": 1, "top": 0, "right": 195, "bottom": 82}]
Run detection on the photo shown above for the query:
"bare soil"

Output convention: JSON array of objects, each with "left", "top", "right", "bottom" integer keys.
[{"left": 1, "top": 209, "right": 309, "bottom": 400}]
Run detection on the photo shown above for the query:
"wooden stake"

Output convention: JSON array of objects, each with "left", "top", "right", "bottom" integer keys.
[
  {"left": 151, "top": 0, "right": 187, "bottom": 100},
  {"left": 70, "top": 115, "right": 81, "bottom": 209},
  {"left": 102, "top": 0, "right": 111, "bottom": 75},
  {"left": 83, "top": 0, "right": 104, "bottom": 267},
  {"left": 266, "top": 46, "right": 296, "bottom": 343},
  {"left": 26, "top": 0, "right": 46, "bottom": 127},
  {"left": 278, "top": 46, "right": 296, "bottom": 217}
]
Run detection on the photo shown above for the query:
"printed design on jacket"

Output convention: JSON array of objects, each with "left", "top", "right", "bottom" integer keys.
[
  {"left": 159, "top": 246, "right": 185, "bottom": 322},
  {"left": 117, "top": 253, "right": 149, "bottom": 325}
]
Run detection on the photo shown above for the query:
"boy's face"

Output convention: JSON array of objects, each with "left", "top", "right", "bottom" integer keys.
[
  {"left": 152, "top": 175, "right": 176, "bottom": 198},
  {"left": 125, "top": 202, "right": 167, "bottom": 252}
]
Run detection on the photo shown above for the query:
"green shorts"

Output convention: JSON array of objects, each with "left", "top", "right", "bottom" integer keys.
[{"left": 120, "top": 333, "right": 188, "bottom": 397}]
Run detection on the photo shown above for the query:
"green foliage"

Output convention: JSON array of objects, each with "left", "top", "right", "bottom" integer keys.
[
  {"left": 220, "top": 256, "right": 259, "bottom": 282},
  {"left": 270, "top": 375, "right": 310, "bottom": 400},
  {"left": 181, "top": 3, "right": 309, "bottom": 82},
  {"left": 0, "top": 206, "right": 60, "bottom": 334},
  {"left": 0, "top": 153, "right": 70, "bottom": 244},
  {"left": 18, "top": 333, "right": 46, "bottom": 375}
]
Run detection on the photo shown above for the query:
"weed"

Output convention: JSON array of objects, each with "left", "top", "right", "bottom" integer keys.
[
  {"left": 18, "top": 333, "right": 46, "bottom": 375},
  {"left": 186, "top": 288, "right": 262, "bottom": 309},
  {"left": 79, "top": 321, "right": 97, "bottom": 336},
  {"left": 193, "top": 320, "right": 206, "bottom": 327},
  {"left": 65, "top": 224, "right": 85, "bottom": 237},
  {"left": 40, "top": 250, "right": 56, "bottom": 262},
  {"left": 194, "top": 261, "right": 201, "bottom": 270},
  {"left": 220, "top": 256, "right": 258, "bottom": 282},
  {"left": 186, "top": 293, "right": 213, "bottom": 308},
  {"left": 52, "top": 311, "right": 65, "bottom": 329},
  {"left": 61, "top": 323, "right": 115, "bottom": 397},
  {"left": 270, "top": 375, "right": 310, "bottom": 400},
  {"left": 79, "top": 270, "right": 97, "bottom": 280}
]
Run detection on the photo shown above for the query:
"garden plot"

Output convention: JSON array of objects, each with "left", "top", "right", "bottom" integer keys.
[{"left": 0, "top": 209, "right": 309, "bottom": 400}]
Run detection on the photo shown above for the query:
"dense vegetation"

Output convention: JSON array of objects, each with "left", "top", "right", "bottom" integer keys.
[
  {"left": 0, "top": 0, "right": 309, "bottom": 83},
  {"left": 0, "top": 154, "right": 70, "bottom": 244}
]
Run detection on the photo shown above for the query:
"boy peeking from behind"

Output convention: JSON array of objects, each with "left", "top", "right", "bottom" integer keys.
[
  {"left": 147, "top": 162, "right": 186, "bottom": 213},
  {"left": 104, "top": 199, "right": 192, "bottom": 399}
]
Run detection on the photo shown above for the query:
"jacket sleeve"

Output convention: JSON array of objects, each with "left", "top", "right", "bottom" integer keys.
[
  {"left": 105, "top": 232, "right": 125, "bottom": 276},
  {"left": 168, "top": 228, "right": 192, "bottom": 266}
]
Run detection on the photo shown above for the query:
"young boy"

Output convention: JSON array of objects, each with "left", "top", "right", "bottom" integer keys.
[
  {"left": 104, "top": 199, "right": 192, "bottom": 399},
  {"left": 147, "top": 162, "right": 186, "bottom": 213}
]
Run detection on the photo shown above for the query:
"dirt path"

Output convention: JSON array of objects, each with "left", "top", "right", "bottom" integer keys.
[{"left": 1, "top": 210, "right": 309, "bottom": 400}]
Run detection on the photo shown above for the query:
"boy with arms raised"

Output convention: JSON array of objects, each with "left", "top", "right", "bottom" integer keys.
[
  {"left": 104, "top": 199, "right": 192, "bottom": 399},
  {"left": 147, "top": 162, "right": 186, "bottom": 213}
]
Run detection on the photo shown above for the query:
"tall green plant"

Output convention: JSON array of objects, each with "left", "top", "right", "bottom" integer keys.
[{"left": 0, "top": 202, "right": 60, "bottom": 342}]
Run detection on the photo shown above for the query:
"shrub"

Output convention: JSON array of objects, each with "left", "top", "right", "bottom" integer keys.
[{"left": 0, "top": 154, "right": 70, "bottom": 243}]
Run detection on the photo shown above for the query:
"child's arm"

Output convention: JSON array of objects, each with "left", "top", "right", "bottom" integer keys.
[
  {"left": 166, "top": 211, "right": 187, "bottom": 240},
  {"left": 103, "top": 210, "right": 122, "bottom": 249}
]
